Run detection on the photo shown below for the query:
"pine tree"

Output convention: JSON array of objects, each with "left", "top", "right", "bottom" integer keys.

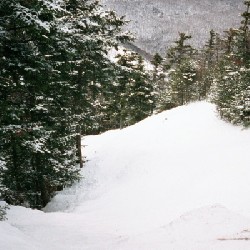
[
  {"left": 0, "top": 0, "right": 132, "bottom": 208},
  {"left": 212, "top": 0, "right": 250, "bottom": 126},
  {"left": 126, "top": 55, "right": 154, "bottom": 124},
  {"left": 0, "top": 0, "right": 81, "bottom": 207},
  {"left": 60, "top": 0, "right": 131, "bottom": 133},
  {"left": 166, "top": 32, "right": 195, "bottom": 68},
  {"left": 197, "top": 30, "right": 220, "bottom": 99},
  {"left": 164, "top": 33, "right": 198, "bottom": 106},
  {"left": 106, "top": 50, "right": 154, "bottom": 128},
  {"left": 150, "top": 52, "right": 171, "bottom": 112},
  {"left": 239, "top": 0, "right": 250, "bottom": 64},
  {"left": 204, "top": 30, "right": 217, "bottom": 66},
  {"left": 152, "top": 53, "right": 163, "bottom": 67},
  {"left": 168, "top": 58, "right": 198, "bottom": 106}
]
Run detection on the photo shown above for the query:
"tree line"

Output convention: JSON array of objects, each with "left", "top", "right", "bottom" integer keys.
[
  {"left": 151, "top": 0, "right": 250, "bottom": 126},
  {"left": 0, "top": 0, "right": 154, "bottom": 209}
]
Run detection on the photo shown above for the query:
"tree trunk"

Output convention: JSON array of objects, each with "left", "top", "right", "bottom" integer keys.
[{"left": 76, "top": 125, "right": 83, "bottom": 168}]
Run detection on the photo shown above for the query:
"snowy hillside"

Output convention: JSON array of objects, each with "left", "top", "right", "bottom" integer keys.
[
  {"left": 101, "top": 0, "right": 244, "bottom": 54},
  {"left": 1, "top": 102, "right": 250, "bottom": 249}
]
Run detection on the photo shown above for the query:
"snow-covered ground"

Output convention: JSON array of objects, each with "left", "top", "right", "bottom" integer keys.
[{"left": 1, "top": 101, "right": 250, "bottom": 249}]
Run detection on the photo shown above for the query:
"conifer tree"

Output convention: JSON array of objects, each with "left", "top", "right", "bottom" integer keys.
[
  {"left": 212, "top": 0, "right": 250, "bottom": 126},
  {"left": 197, "top": 30, "right": 220, "bottom": 99},
  {"left": 0, "top": 0, "right": 131, "bottom": 208},
  {"left": 150, "top": 52, "right": 172, "bottom": 112},
  {"left": 151, "top": 53, "right": 163, "bottom": 80},
  {"left": 60, "top": 0, "right": 131, "bottom": 133},
  {"left": 165, "top": 33, "right": 198, "bottom": 106},
  {"left": 0, "top": 0, "right": 81, "bottom": 207},
  {"left": 126, "top": 55, "right": 154, "bottom": 124},
  {"left": 166, "top": 32, "right": 195, "bottom": 68},
  {"left": 239, "top": 0, "right": 250, "bottom": 63},
  {"left": 107, "top": 50, "right": 154, "bottom": 128}
]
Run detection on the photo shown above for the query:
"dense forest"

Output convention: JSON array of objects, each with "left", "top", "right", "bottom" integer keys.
[{"left": 0, "top": 0, "right": 249, "bottom": 215}]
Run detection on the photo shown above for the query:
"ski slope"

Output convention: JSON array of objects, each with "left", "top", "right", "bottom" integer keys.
[{"left": 1, "top": 101, "right": 250, "bottom": 249}]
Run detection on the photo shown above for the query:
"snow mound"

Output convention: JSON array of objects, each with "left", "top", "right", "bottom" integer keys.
[
  {"left": 2, "top": 101, "right": 250, "bottom": 249},
  {"left": 119, "top": 205, "right": 250, "bottom": 250}
]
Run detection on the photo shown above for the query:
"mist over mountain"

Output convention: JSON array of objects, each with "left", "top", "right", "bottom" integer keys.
[{"left": 101, "top": 0, "right": 244, "bottom": 55}]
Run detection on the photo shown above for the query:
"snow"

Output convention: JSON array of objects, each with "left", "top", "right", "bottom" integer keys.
[
  {"left": 1, "top": 101, "right": 250, "bottom": 249},
  {"left": 101, "top": 0, "right": 244, "bottom": 54},
  {"left": 108, "top": 47, "right": 154, "bottom": 70}
]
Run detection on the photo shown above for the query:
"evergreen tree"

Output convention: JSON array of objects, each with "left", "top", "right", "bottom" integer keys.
[
  {"left": 196, "top": 30, "right": 220, "bottom": 99},
  {"left": 151, "top": 53, "right": 163, "bottom": 79},
  {"left": 168, "top": 58, "right": 198, "bottom": 106},
  {"left": 212, "top": 0, "right": 250, "bottom": 126},
  {"left": 126, "top": 54, "right": 154, "bottom": 124},
  {"left": 60, "top": 0, "right": 131, "bottom": 134},
  {"left": 204, "top": 29, "right": 217, "bottom": 67},
  {"left": 166, "top": 32, "right": 195, "bottom": 68},
  {"left": 107, "top": 50, "right": 154, "bottom": 128},
  {"left": 150, "top": 52, "right": 172, "bottom": 112},
  {"left": 0, "top": 0, "right": 81, "bottom": 207},
  {"left": 238, "top": 0, "right": 250, "bottom": 64},
  {"left": 0, "top": 0, "right": 131, "bottom": 208},
  {"left": 164, "top": 33, "right": 198, "bottom": 106}
]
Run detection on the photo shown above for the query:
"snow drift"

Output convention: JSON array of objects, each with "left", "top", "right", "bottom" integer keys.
[{"left": 1, "top": 101, "right": 250, "bottom": 249}]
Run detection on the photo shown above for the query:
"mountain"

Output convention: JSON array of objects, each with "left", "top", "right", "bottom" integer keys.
[{"left": 101, "top": 0, "right": 244, "bottom": 55}]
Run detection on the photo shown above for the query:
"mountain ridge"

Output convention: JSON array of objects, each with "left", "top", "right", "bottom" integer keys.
[{"left": 102, "top": 0, "right": 244, "bottom": 55}]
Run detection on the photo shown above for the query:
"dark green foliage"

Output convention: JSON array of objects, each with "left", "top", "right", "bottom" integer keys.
[
  {"left": 163, "top": 33, "right": 198, "bottom": 106},
  {"left": 195, "top": 30, "right": 220, "bottom": 99},
  {"left": 0, "top": 0, "right": 81, "bottom": 208},
  {"left": 105, "top": 50, "right": 154, "bottom": 129},
  {"left": 166, "top": 32, "right": 195, "bottom": 68},
  {"left": 0, "top": 0, "right": 133, "bottom": 208},
  {"left": 151, "top": 53, "right": 163, "bottom": 69},
  {"left": 212, "top": 0, "right": 250, "bottom": 126},
  {"left": 204, "top": 30, "right": 217, "bottom": 66},
  {"left": 168, "top": 58, "right": 198, "bottom": 106}
]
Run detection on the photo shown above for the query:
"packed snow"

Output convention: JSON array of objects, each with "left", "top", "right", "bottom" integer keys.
[{"left": 1, "top": 101, "right": 250, "bottom": 249}]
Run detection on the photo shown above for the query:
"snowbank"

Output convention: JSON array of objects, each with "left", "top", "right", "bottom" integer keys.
[{"left": 1, "top": 101, "right": 250, "bottom": 249}]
